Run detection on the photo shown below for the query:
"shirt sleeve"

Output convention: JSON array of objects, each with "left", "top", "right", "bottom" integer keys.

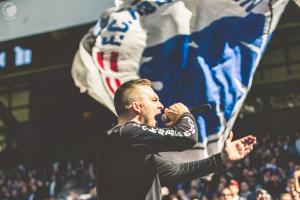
[
  {"left": 154, "top": 153, "right": 224, "bottom": 184},
  {"left": 118, "top": 112, "right": 198, "bottom": 153}
]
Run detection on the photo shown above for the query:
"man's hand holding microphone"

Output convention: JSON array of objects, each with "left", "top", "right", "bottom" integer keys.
[{"left": 162, "top": 103, "right": 190, "bottom": 127}]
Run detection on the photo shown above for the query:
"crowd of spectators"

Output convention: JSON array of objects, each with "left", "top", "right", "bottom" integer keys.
[
  {"left": 161, "top": 131, "right": 300, "bottom": 200},
  {"left": 0, "top": 131, "right": 299, "bottom": 200},
  {"left": 0, "top": 158, "right": 97, "bottom": 200}
]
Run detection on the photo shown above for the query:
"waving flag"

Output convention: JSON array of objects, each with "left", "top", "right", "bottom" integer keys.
[{"left": 72, "top": 0, "right": 289, "bottom": 160}]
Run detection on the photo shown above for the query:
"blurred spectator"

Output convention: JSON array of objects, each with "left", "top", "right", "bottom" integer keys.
[
  {"left": 287, "top": 169, "right": 300, "bottom": 200},
  {"left": 240, "top": 181, "right": 253, "bottom": 199},
  {"left": 162, "top": 186, "right": 170, "bottom": 200},
  {"left": 255, "top": 188, "right": 271, "bottom": 200},
  {"left": 220, "top": 187, "right": 234, "bottom": 200},
  {"left": 279, "top": 193, "right": 293, "bottom": 200},
  {"left": 177, "top": 188, "right": 188, "bottom": 200},
  {"left": 228, "top": 179, "right": 246, "bottom": 200},
  {"left": 295, "top": 133, "right": 300, "bottom": 156}
]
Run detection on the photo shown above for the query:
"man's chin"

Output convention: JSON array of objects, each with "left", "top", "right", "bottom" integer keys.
[
  {"left": 144, "top": 119, "right": 157, "bottom": 127},
  {"left": 149, "top": 120, "right": 158, "bottom": 127}
]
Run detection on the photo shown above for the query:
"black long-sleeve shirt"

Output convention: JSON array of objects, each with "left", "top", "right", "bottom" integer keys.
[{"left": 96, "top": 113, "right": 224, "bottom": 200}]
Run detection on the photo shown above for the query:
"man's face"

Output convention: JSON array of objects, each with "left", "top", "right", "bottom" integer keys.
[
  {"left": 229, "top": 184, "right": 239, "bottom": 196},
  {"left": 280, "top": 194, "right": 292, "bottom": 200},
  {"left": 135, "top": 85, "right": 164, "bottom": 127}
]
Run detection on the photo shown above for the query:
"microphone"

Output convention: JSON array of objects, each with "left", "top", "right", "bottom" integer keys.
[{"left": 161, "top": 104, "right": 211, "bottom": 123}]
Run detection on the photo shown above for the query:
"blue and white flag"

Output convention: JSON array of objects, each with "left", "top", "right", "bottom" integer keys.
[{"left": 72, "top": 0, "right": 289, "bottom": 160}]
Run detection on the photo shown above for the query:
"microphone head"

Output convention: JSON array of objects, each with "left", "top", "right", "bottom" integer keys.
[{"left": 160, "top": 114, "right": 169, "bottom": 124}]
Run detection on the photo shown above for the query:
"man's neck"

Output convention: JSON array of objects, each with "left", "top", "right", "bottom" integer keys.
[{"left": 118, "top": 114, "right": 140, "bottom": 125}]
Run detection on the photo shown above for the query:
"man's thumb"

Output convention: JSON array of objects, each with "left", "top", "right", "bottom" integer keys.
[{"left": 226, "top": 131, "right": 233, "bottom": 142}]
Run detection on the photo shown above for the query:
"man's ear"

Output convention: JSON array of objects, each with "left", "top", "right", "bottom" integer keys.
[{"left": 131, "top": 101, "right": 142, "bottom": 114}]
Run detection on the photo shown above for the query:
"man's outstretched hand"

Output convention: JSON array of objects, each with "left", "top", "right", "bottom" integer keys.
[{"left": 221, "top": 131, "right": 257, "bottom": 162}]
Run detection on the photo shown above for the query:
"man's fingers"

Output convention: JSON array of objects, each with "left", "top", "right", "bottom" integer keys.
[
  {"left": 170, "top": 105, "right": 176, "bottom": 110},
  {"left": 165, "top": 121, "right": 174, "bottom": 127},
  {"left": 169, "top": 103, "right": 189, "bottom": 113},
  {"left": 246, "top": 145, "right": 254, "bottom": 151},
  {"left": 246, "top": 135, "right": 257, "bottom": 143},
  {"left": 166, "top": 105, "right": 181, "bottom": 114},
  {"left": 240, "top": 135, "right": 257, "bottom": 145},
  {"left": 245, "top": 149, "right": 251, "bottom": 155},
  {"left": 165, "top": 108, "right": 178, "bottom": 115},
  {"left": 244, "top": 145, "right": 254, "bottom": 155}
]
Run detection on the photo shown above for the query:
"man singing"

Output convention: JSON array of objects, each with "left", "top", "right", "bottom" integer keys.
[{"left": 96, "top": 79, "right": 256, "bottom": 200}]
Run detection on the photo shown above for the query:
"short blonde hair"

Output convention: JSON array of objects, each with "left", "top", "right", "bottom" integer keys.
[{"left": 114, "top": 79, "right": 151, "bottom": 116}]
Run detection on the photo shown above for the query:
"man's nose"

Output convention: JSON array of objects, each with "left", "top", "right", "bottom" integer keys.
[{"left": 158, "top": 102, "right": 164, "bottom": 110}]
